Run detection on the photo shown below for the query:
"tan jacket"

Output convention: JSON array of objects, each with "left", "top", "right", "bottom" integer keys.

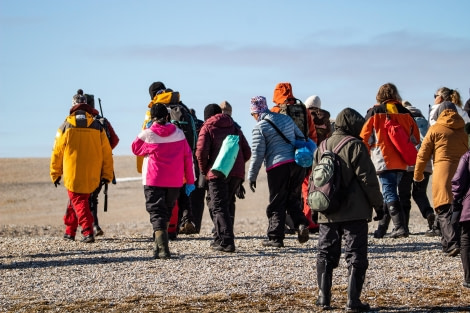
[{"left": 414, "top": 109, "right": 468, "bottom": 208}]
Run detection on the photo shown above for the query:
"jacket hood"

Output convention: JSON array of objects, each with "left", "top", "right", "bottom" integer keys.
[
  {"left": 205, "top": 113, "right": 235, "bottom": 129},
  {"left": 70, "top": 103, "right": 99, "bottom": 116},
  {"left": 436, "top": 109, "right": 466, "bottom": 130},
  {"left": 149, "top": 122, "right": 177, "bottom": 137},
  {"left": 334, "top": 107, "right": 365, "bottom": 139},
  {"left": 272, "top": 82, "right": 294, "bottom": 104}
]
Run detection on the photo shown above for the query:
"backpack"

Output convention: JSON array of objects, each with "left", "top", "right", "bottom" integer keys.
[
  {"left": 384, "top": 115, "right": 418, "bottom": 166},
  {"left": 307, "top": 136, "right": 355, "bottom": 214},
  {"left": 413, "top": 116, "right": 428, "bottom": 150},
  {"left": 279, "top": 99, "right": 309, "bottom": 137},
  {"left": 150, "top": 89, "right": 197, "bottom": 152}
]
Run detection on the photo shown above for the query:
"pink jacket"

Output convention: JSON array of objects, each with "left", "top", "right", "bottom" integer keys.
[{"left": 132, "top": 122, "right": 195, "bottom": 187}]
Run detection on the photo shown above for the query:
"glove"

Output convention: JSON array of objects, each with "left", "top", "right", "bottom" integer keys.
[
  {"left": 413, "top": 179, "right": 427, "bottom": 193},
  {"left": 249, "top": 180, "right": 256, "bottom": 193},
  {"left": 236, "top": 184, "right": 246, "bottom": 199},
  {"left": 185, "top": 184, "right": 195, "bottom": 196},
  {"left": 101, "top": 179, "right": 110, "bottom": 185},
  {"left": 54, "top": 176, "right": 61, "bottom": 188},
  {"left": 197, "top": 174, "right": 207, "bottom": 189},
  {"left": 373, "top": 205, "right": 385, "bottom": 221},
  {"left": 451, "top": 202, "right": 463, "bottom": 224}
]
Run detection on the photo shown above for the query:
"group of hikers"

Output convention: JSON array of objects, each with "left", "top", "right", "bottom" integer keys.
[{"left": 50, "top": 81, "right": 470, "bottom": 312}]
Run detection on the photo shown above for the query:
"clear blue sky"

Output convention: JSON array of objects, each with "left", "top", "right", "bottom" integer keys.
[{"left": 1, "top": 0, "right": 469, "bottom": 158}]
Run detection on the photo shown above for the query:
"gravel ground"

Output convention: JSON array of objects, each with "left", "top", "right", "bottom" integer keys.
[{"left": 1, "top": 157, "right": 469, "bottom": 312}]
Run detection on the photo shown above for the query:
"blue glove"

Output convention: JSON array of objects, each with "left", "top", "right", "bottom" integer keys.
[{"left": 185, "top": 184, "right": 195, "bottom": 196}]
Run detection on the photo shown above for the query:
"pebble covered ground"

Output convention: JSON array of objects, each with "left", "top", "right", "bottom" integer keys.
[{"left": 1, "top": 220, "right": 469, "bottom": 313}]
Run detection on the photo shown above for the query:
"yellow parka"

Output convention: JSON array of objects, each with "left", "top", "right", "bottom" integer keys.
[{"left": 50, "top": 110, "right": 114, "bottom": 194}]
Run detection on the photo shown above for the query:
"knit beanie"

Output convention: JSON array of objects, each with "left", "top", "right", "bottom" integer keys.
[
  {"left": 219, "top": 100, "right": 232, "bottom": 115},
  {"left": 204, "top": 103, "right": 222, "bottom": 121},
  {"left": 436, "top": 101, "right": 458, "bottom": 118},
  {"left": 149, "top": 81, "right": 166, "bottom": 99},
  {"left": 272, "top": 82, "right": 294, "bottom": 104},
  {"left": 250, "top": 96, "right": 268, "bottom": 114},
  {"left": 72, "top": 89, "right": 87, "bottom": 105},
  {"left": 150, "top": 103, "right": 169, "bottom": 120},
  {"left": 304, "top": 95, "right": 321, "bottom": 109}
]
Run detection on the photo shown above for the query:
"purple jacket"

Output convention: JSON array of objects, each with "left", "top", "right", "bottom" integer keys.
[
  {"left": 196, "top": 113, "right": 251, "bottom": 180},
  {"left": 132, "top": 122, "right": 195, "bottom": 187},
  {"left": 451, "top": 149, "right": 470, "bottom": 222}
]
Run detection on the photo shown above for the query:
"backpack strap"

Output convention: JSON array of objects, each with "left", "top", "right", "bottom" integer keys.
[
  {"left": 332, "top": 136, "right": 356, "bottom": 154},
  {"left": 263, "top": 118, "right": 293, "bottom": 145}
]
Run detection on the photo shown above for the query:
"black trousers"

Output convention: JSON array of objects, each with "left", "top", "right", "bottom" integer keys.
[
  {"left": 144, "top": 186, "right": 180, "bottom": 231},
  {"left": 461, "top": 221, "right": 470, "bottom": 284},
  {"left": 317, "top": 220, "right": 369, "bottom": 271},
  {"left": 207, "top": 176, "right": 241, "bottom": 246},
  {"left": 89, "top": 183, "right": 103, "bottom": 227},
  {"left": 266, "top": 162, "right": 308, "bottom": 241},
  {"left": 436, "top": 204, "right": 460, "bottom": 252},
  {"left": 398, "top": 171, "right": 433, "bottom": 219}
]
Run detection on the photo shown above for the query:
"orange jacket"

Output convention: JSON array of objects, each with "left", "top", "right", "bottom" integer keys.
[{"left": 360, "top": 101, "right": 420, "bottom": 173}]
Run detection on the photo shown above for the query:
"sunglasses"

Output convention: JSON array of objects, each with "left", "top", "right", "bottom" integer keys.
[{"left": 434, "top": 94, "right": 440, "bottom": 99}]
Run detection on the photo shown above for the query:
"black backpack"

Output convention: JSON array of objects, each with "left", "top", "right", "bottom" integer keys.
[
  {"left": 307, "top": 136, "right": 355, "bottom": 214},
  {"left": 168, "top": 101, "right": 197, "bottom": 152}
]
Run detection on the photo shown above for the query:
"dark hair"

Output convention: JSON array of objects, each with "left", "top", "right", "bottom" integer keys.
[
  {"left": 150, "top": 103, "right": 169, "bottom": 124},
  {"left": 376, "top": 83, "right": 402, "bottom": 104}
]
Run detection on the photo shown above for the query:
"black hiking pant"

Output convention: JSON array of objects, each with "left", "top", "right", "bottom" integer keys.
[
  {"left": 144, "top": 186, "right": 180, "bottom": 232},
  {"left": 266, "top": 162, "right": 308, "bottom": 241}
]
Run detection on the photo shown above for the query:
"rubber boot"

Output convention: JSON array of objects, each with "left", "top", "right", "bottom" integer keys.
[
  {"left": 346, "top": 267, "right": 370, "bottom": 312},
  {"left": 153, "top": 230, "right": 171, "bottom": 259},
  {"left": 315, "top": 260, "right": 332, "bottom": 310},
  {"left": 388, "top": 201, "right": 409, "bottom": 239},
  {"left": 373, "top": 202, "right": 390, "bottom": 238}
]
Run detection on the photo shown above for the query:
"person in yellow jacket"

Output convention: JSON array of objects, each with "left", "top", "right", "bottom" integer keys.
[{"left": 50, "top": 92, "right": 114, "bottom": 243}]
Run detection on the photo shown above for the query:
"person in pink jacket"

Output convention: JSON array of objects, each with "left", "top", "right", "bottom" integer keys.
[{"left": 132, "top": 103, "right": 195, "bottom": 259}]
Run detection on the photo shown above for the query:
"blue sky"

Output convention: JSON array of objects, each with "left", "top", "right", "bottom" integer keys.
[{"left": 1, "top": 0, "right": 469, "bottom": 158}]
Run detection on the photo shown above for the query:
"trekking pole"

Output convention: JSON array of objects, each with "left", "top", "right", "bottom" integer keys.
[{"left": 103, "top": 182, "right": 108, "bottom": 212}]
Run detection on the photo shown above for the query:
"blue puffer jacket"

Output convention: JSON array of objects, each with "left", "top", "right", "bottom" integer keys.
[{"left": 248, "top": 111, "right": 305, "bottom": 182}]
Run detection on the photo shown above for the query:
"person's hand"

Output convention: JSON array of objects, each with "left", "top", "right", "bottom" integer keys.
[
  {"left": 236, "top": 184, "right": 246, "bottom": 199},
  {"left": 413, "top": 179, "right": 427, "bottom": 192},
  {"left": 373, "top": 205, "right": 385, "bottom": 221},
  {"left": 249, "top": 180, "right": 256, "bottom": 193},
  {"left": 185, "top": 184, "right": 195, "bottom": 196},
  {"left": 451, "top": 202, "right": 463, "bottom": 224},
  {"left": 54, "top": 176, "right": 61, "bottom": 187}
]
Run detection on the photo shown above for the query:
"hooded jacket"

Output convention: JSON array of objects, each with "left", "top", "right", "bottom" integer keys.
[
  {"left": 315, "top": 108, "right": 383, "bottom": 223},
  {"left": 248, "top": 111, "right": 305, "bottom": 182},
  {"left": 451, "top": 150, "right": 470, "bottom": 223},
  {"left": 196, "top": 113, "right": 251, "bottom": 181},
  {"left": 360, "top": 100, "right": 420, "bottom": 173},
  {"left": 50, "top": 110, "right": 114, "bottom": 194},
  {"left": 414, "top": 109, "right": 468, "bottom": 208},
  {"left": 132, "top": 122, "right": 195, "bottom": 187}
]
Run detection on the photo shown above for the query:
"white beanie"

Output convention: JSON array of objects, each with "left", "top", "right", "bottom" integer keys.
[{"left": 304, "top": 95, "right": 321, "bottom": 109}]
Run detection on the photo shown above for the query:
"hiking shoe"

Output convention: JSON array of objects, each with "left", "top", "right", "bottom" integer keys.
[
  {"left": 447, "top": 248, "right": 460, "bottom": 257},
  {"left": 373, "top": 228, "right": 387, "bottom": 239},
  {"left": 463, "top": 282, "right": 470, "bottom": 288},
  {"left": 63, "top": 234, "right": 75, "bottom": 241},
  {"left": 211, "top": 243, "right": 235, "bottom": 253},
  {"left": 425, "top": 228, "right": 441, "bottom": 237},
  {"left": 179, "top": 221, "right": 197, "bottom": 235},
  {"left": 309, "top": 227, "right": 319, "bottom": 234},
  {"left": 262, "top": 239, "right": 284, "bottom": 248},
  {"left": 81, "top": 235, "right": 95, "bottom": 243},
  {"left": 346, "top": 301, "right": 370, "bottom": 312},
  {"left": 94, "top": 226, "right": 104, "bottom": 237},
  {"left": 390, "top": 227, "right": 408, "bottom": 239},
  {"left": 297, "top": 224, "right": 309, "bottom": 244}
]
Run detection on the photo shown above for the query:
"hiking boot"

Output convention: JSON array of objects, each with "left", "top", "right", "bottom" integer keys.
[
  {"left": 63, "top": 234, "right": 75, "bottom": 241},
  {"left": 463, "top": 282, "right": 470, "bottom": 288},
  {"left": 426, "top": 212, "right": 435, "bottom": 230},
  {"left": 179, "top": 221, "right": 197, "bottom": 235},
  {"left": 390, "top": 227, "right": 409, "bottom": 238},
  {"left": 447, "top": 248, "right": 460, "bottom": 257},
  {"left": 309, "top": 226, "right": 319, "bottom": 234},
  {"left": 94, "top": 226, "right": 104, "bottom": 237},
  {"left": 297, "top": 224, "right": 309, "bottom": 244},
  {"left": 81, "top": 235, "right": 95, "bottom": 243},
  {"left": 262, "top": 239, "right": 284, "bottom": 248},
  {"left": 154, "top": 230, "right": 171, "bottom": 259},
  {"left": 346, "top": 267, "right": 370, "bottom": 312},
  {"left": 388, "top": 201, "right": 409, "bottom": 239},
  {"left": 373, "top": 214, "right": 391, "bottom": 239},
  {"left": 211, "top": 243, "right": 236, "bottom": 253}
]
